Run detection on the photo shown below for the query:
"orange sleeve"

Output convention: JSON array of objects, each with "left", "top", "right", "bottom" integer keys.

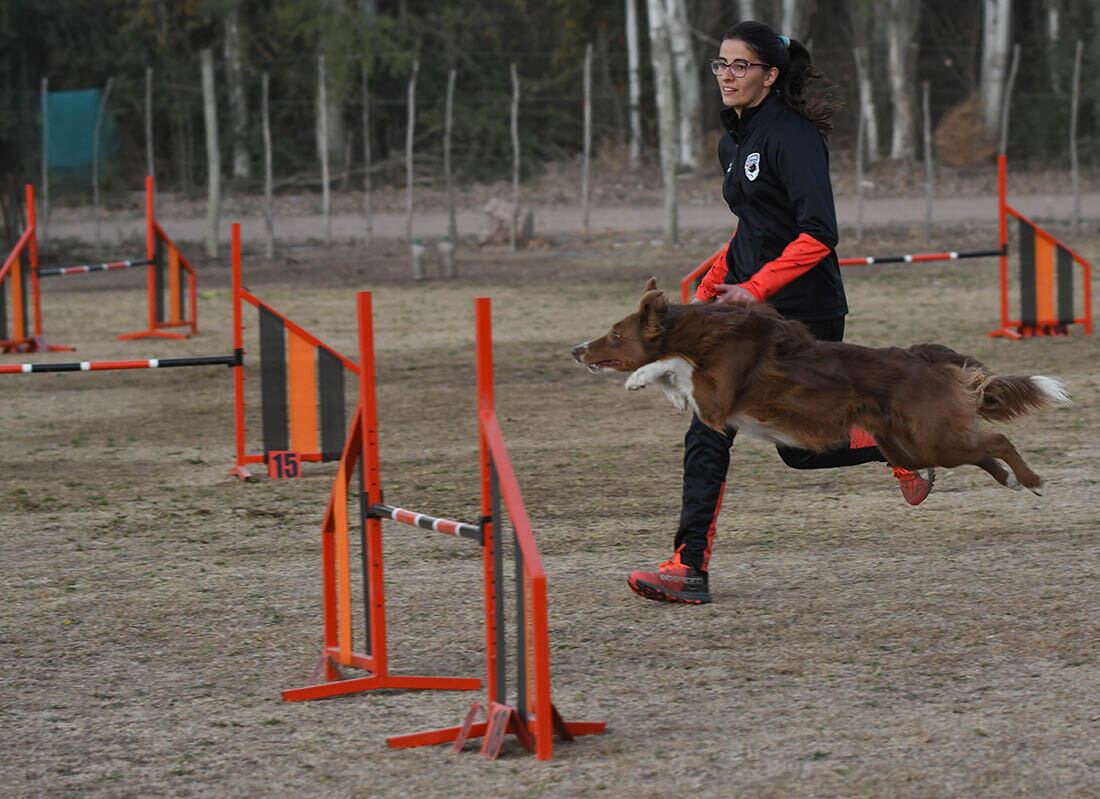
[
  {"left": 694, "top": 241, "right": 731, "bottom": 302},
  {"left": 736, "top": 232, "right": 831, "bottom": 302}
]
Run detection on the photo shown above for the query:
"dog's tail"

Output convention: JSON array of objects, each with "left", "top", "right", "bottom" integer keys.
[{"left": 971, "top": 373, "right": 1072, "bottom": 422}]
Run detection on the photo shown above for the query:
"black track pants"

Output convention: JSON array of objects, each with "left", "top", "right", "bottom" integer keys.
[{"left": 673, "top": 316, "right": 886, "bottom": 572}]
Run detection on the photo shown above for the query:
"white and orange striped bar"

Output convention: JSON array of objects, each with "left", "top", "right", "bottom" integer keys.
[
  {"left": 369, "top": 503, "right": 482, "bottom": 541},
  {"left": 37, "top": 258, "right": 154, "bottom": 278},
  {"left": 0, "top": 354, "right": 238, "bottom": 374},
  {"left": 839, "top": 247, "right": 1004, "bottom": 267}
]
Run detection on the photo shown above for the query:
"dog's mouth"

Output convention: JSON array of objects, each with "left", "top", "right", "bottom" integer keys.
[{"left": 586, "top": 359, "right": 624, "bottom": 372}]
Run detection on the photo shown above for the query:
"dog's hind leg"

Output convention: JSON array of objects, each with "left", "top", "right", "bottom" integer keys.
[
  {"left": 976, "top": 457, "right": 1022, "bottom": 490},
  {"left": 978, "top": 432, "right": 1044, "bottom": 495}
]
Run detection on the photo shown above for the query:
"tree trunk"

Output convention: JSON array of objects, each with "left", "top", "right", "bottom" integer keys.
[
  {"left": 92, "top": 77, "right": 113, "bottom": 247},
  {"left": 1046, "top": 0, "right": 1061, "bottom": 94},
  {"left": 665, "top": 0, "right": 701, "bottom": 170},
  {"left": 1069, "top": 39, "right": 1082, "bottom": 233},
  {"left": 262, "top": 71, "right": 275, "bottom": 258},
  {"left": 737, "top": 0, "right": 755, "bottom": 21},
  {"left": 405, "top": 60, "right": 419, "bottom": 248},
  {"left": 852, "top": 47, "right": 880, "bottom": 165},
  {"left": 145, "top": 67, "right": 154, "bottom": 180},
  {"left": 980, "top": 0, "right": 1012, "bottom": 134},
  {"left": 510, "top": 63, "right": 521, "bottom": 252},
  {"left": 884, "top": 0, "right": 919, "bottom": 161},
  {"left": 317, "top": 54, "right": 331, "bottom": 247},
  {"left": 224, "top": 4, "right": 250, "bottom": 180},
  {"left": 361, "top": 63, "right": 373, "bottom": 242},
  {"left": 444, "top": 67, "right": 457, "bottom": 246},
  {"left": 200, "top": 49, "right": 221, "bottom": 258},
  {"left": 582, "top": 44, "right": 593, "bottom": 235},
  {"left": 39, "top": 76, "right": 48, "bottom": 246},
  {"left": 782, "top": 0, "right": 813, "bottom": 38},
  {"left": 646, "top": 0, "right": 678, "bottom": 243},
  {"left": 625, "top": 0, "right": 643, "bottom": 164}
]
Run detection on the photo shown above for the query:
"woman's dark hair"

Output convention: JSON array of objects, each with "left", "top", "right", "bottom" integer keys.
[{"left": 722, "top": 20, "right": 840, "bottom": 137}]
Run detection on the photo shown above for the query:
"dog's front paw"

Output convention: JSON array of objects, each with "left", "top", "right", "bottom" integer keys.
[{"left": 625, "top": 364, "right": 660, "bottom": 391}]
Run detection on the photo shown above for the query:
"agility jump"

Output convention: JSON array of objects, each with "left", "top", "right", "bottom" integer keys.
[
  {"left": 680, "top": 155, "right": 1092, "bottom": 339},
  {"left": 282, "top": 292, "right": 606, "bottom": 760},
  {"left": 0, "top": 177, "right": 198, "bottom": 353},
  {"left": 3, "top": 222, "right": 356, "bottom": 481}
]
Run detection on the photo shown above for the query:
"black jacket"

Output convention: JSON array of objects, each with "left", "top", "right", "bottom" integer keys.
[{"left": 718, "top": 92, "right": 848, "bottom": 321}]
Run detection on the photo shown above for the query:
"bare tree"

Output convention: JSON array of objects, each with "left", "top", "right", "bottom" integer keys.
[
  {"left": 405, "top": 60, "right": 419, "bottom": 248},
  {"left": 317, "top": 54, "right": 331, "bottom": 247},
  {"left": 510, "top": 62, "right": 521, "bottom": 251},
  {"left": 224, "top": 3, "right": 250, "bottom": 180},
  {"left": 200, "top": 49, "right": 221, "bottom": 258},
  {"left": 261, "top": 71, "right": 275, "bottom": 258},
  {"left": 625, "top": 0, "right": 643, "bottom": 164},
  {"left": 144, "top": 67, "right": 154, "bottom": 179},
  {"left": 92, "top": 77, "right": 113, "bottom": 246},
  {"left": 318, "top": 0, "right": 347, "bottom": 170},
  {"left": 737, "top": 0, "right": 756, "bottom": 21},
  {"left": 1069, "top": 39, "right": 1082, "bottom": 233},
  {"left": 646, "top": 0, "right": 678, "bottom": 243},
  {"left": 883, "top": 0, "right": 920, "bottom": 160},
  {"left": 980, "top": 0, "right": 1012, "bottom": 134},
  {"left": 665, "top": 0, "right": 701, "bottom": 169},
  {"left": 582, "top": 44, "right": 593, "bottom": 236},
  {"left": 850, "top": 0, "right": 880, "bottom": 164},
  {"left": 361, "top": 64, "right": 373, "bottom": 242},
  {"left": 781, "top": 0, "right": 814, "bottom": 38}
]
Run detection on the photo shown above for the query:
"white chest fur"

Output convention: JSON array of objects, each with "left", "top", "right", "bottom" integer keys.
[{"left": 625, "top": 356, "right": 802, "bottom": 447}]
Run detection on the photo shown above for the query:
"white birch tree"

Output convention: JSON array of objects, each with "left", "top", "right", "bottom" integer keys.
[
  {"left": 646, "top": 0, "right": 678, "bottom": 242},
  {"left": 980, "top": 0, "right": 1012, "bottom": 134},
  {"left": 850, "top": 0, "right": 881, "bottom": 164},
  {"left": 224, "top": 3, "right": 250, "bottom": 180},
  {"left": 664, "top": 0, "right": 701, "bottom": 170},
  {"left": 625, "top": 0, "right": 643, "bottom": 164},
  {"left": 883, "top": 0, "right": 920, "bottom": 160},
  {"left": 737, "top": 1, "right": 756, "bottom": 22}
]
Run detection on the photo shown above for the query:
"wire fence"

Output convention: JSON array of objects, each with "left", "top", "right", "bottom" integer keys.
[{"left": 9, "top": 43, "right": 1098, "bottom": 210}]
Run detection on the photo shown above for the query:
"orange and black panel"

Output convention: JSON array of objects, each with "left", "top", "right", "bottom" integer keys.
[
  {"left": 258, "top": 305, "right": 347, "bottom": 460},
  {"left": 0, "top": 249, "right": 31, "bottom": 344},
  {"left": 1018, "top": 219, "right": 1075, "bottom": 333},
  {"left": 152, "top": 237, "right": 186, "bottom": 326}
]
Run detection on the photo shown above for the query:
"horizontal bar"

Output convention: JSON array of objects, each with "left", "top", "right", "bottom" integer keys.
[
  {"left": 0, "top": 353, "right": 239, "bottom": 374},
  {"left": 839, "top": 247, "right": 1005, "bottom": 266},
  {"left": 37, "top": 258, "right": 153, "bottom": 278},
  {"left": 369, "top": 502, "right": 482, "bottom": 541}
]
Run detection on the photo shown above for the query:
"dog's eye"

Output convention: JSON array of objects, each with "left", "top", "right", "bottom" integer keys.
[{"left": 610, "top": 331, "right": 621, "bottom": 341}]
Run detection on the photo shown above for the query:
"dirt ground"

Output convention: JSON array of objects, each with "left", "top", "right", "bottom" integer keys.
[{"left": 2, "top": 224, "right": 1099, "bottom": 798}]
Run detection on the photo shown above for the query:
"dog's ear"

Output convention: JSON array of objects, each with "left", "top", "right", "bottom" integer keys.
[
  {"left": 642, "top": 277, "right": 658, "bottom": 295},
  {"left": 639, "top": 289, "right": 668, "bottom": 340}
]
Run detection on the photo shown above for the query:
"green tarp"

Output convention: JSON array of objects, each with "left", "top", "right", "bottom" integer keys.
[{"left": 43, "top": 88, "right": 117, "bottom": 172}]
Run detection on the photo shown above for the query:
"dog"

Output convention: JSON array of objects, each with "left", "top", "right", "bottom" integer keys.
[{"left": 571, "top": 278, "right": 1071, "bottom": 495}]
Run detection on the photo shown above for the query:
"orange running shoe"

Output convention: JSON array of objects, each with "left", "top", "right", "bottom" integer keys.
[
  {"left": 628, "top": 549, "right": 712, "bottom": 604},
  {"left": 892, "top": 466, "right": 935, "bottom": 506}
]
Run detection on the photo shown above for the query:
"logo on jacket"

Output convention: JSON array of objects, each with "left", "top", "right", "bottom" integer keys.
[{"left": 744, "top": 152, "right": 760, "bottom": 181}]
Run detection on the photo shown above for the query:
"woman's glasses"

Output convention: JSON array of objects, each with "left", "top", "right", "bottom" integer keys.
[{"left": 709, "top": 59, "right": 771, "bottom": 77}]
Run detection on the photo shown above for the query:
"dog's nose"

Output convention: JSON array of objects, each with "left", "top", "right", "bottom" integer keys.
[{"left": 571, "top": 343, "right": 587, "bottom": 363}]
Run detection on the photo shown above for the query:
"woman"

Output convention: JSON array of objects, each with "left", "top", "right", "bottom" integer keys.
[{"left": 627, "top": 20, "right": 934, "bottom": 606}]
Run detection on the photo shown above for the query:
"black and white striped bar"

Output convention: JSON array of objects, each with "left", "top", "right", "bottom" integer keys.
[
  {"left": 0, "top": 354, "right": 239, "bottom": 374},
  {"left": 37, "top": 258, "right": 154, "bottom": 278},
  {"left": 369, "top": 503, "right": 482, "bottom": 541},
  {"left": 839, "top": 247, "right": 1005, "bottom": 266}
]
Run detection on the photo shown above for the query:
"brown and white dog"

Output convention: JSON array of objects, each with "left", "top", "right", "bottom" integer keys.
[{"left": 571, "top": 279, "right": 1070, "bottom": 494}]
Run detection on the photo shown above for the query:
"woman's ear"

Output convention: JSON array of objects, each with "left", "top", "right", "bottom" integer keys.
[{"left": 764, "top": 66, "right": 779, "bottom": 88}]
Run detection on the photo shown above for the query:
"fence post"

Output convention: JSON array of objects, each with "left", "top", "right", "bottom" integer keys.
[
  {"left": 581, "top": 44, "right": 593, "bottom": 237},
  {"left": 200, "top": 49, "right": 221, "bottom": 258},
  {"left": 510, "top": 63, "right": 520, "bottom": 251},
  {"left": 93, "top": 77, "right": 114, "bottom": 247},
  {"left": 318, "top": 54, "right": 331, "bottom": 248}
]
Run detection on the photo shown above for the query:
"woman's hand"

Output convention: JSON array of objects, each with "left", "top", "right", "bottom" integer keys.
[{"left": 712, "top": 284, "right": 758, "bottom": 305}]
